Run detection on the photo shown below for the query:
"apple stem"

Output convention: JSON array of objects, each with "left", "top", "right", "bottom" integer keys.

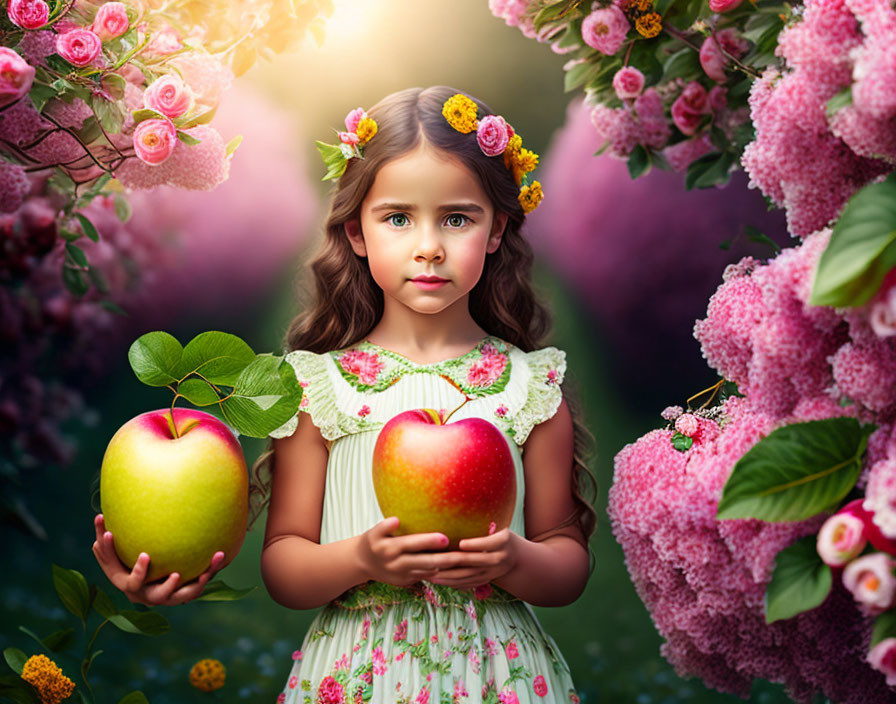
[
  {"left": 168, "top": 398, "right": 180, "bottom": 439},
  {"left": 442, "top": 395, "right": 473, "bottom": 424}
]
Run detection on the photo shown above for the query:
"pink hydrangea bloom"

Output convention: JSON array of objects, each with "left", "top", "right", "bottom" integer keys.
[
  {"left": 0, "top": 47, "right": 35, "bottom": 108},
  {"left": 0, "top": 160, "right": 30, "bottom": 214},
  {"left": 662, "top": 134, "right": 714, "bottom": 172},
  {"left": 674, "top": 413, "right": 700, "bottom": 438},
  {"left": 581, "top": 6, "right": 629, "bottom": 56},
  {"left": 830, "top": 340, "right": 896, "bottom": 413}
]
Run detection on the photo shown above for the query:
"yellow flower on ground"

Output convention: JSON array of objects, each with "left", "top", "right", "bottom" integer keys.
[
  {"left": 442, "top": 93, "right": 479, "bottom": 134},
  {"left": 189, "top": 658, "right": 226, "bottom": 692},
  {"left": 503, "top": 133, "right": 523, "bottom": 170},
  {"left": 20, "top": 654, "right": 75, "bottom": 704},
  {"left": 518, "top": 181, "right": 544, "bottom": 214},
  {"left": 635, "top": 12, "right": 662, "bottom": 38},
  {"left": 356, "top": 116, "right": 377, "bottom": 144}
]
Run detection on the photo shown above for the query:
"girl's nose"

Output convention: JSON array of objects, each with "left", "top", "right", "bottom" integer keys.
[{"left": 413, "top": 224, "right": 445, "bottom": 263}]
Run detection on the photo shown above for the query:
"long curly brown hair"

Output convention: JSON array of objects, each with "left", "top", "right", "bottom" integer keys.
[{"left": 250, "top": 86, "right": 598, "bottom": 571}]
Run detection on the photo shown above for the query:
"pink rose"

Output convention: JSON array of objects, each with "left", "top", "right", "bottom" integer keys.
[
  {"left": 338, "top": 131, "right": 360, "bottom": 145},
  {"left": 533, "top": 675, "right": 548, "bottom": 697},
  {"left": 91, "top": 2, "right": 129, "bottom": 41},
  {"left": 842, "top": 552, "right": 896, "bottom": 613},
  {"left": 0, "top": 47, "right": 35, "bottom": 109},
  {"left": 7, "top": 0, "right": 48, "bottom": 29},
  {"left": 671, "top": 82, "right": 710, "bottom": 136},
  {"left": 699, "top": 29, "right": 750, "bottom": 81},
  {"left": 709, "top": 0, "right": 745, "bottom": 11},
  {"left": 476, "top": 115, "right": 510, "bottom": 156},
  {"left": 505, "top": 640, "right": 519, "bottom": 659},
  {"left": 612, "top": 66, "right": 645, "bottom": 100},
  {"left": 317, "top": 676, "right": 345, "bottom": 704},
  {"left": 868, "top": 637, "right": 896, "bottom": 686},
  {"left": 56, "top": 28, "right": 103, "bottom": 67},
  {"left": 816, "top": 512, "right": 867, "bottom": 567},
  {"left": 132, "top": 117, "right": 178, "bottom": 165},
  {"left": 344, "top": 107, "right": 365, "bottom": 133},
  {"left": 145, "top": 25, "right": 182, "bottom": 56},
  {"left": 581, "top": 6, "right": 629, "bottom": 56},
  {"left": 143, "top": 74, "right": 193, "bottom": 119},
  {"left": 709, "top": 85, "right": 728, "bottom": 112}
]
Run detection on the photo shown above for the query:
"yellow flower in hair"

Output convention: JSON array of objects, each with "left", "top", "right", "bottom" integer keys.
[
  {"left": 503, "top": 134, "right": 523, "bottom": 170},
  {"left": 635, "top": 12, "right": 662, "bottom": 38},
  {"left": 189, "top": 658, "right": 226, "bottom": 692},
  {"left": 442, "top": 93, "right": 479, "bottom": 134},
  {"left": 518, "top": 181, "right": 543, "bottom": 214},
  {"left": 20, "top": 654, "right": 75, "bottom": 704},
  {"left": 356, "top": 116, "right": 377, "bottom": 144},
  {"left": 512, "top": 148, "right": 539, "bottom": 184}
]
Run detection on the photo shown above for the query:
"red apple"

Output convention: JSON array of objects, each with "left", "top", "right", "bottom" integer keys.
[
  {"left": 100, "top": 408, "right": 248, "bottom": 582},
  {"left": 372, "top": 408, "right": 516, "bottom": 548}
]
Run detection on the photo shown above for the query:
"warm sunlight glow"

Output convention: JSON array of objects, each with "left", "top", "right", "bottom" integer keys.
[{"left": 323, "top": 0, "right": 378, "bottom": 45}]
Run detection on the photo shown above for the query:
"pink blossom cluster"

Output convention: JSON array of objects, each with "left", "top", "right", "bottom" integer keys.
[
  {"left": 695, "top": 229, "right": 896, "bottom": 420},
  {"left": 526, "top": 98, "right": 788, "bottom": 402},
  {"left": 742, "top": 0, "right": 896, "bottom": 237},
  {"left": 589, "top": 87, "right": 671, "bottom": 158},
  {"left": 608, "top": 394, "right": 896, "bottom": 701},
  {"left": 338, "top": 349, "right": 386, "bottom": 385}
]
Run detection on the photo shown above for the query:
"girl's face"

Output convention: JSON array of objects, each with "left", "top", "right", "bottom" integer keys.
[{"left": 345, "top": 140, "right": 508, "bottom": 318}]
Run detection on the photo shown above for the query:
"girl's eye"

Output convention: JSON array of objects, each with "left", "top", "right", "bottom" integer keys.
[
  {"left": 445, "top": 214, "right": 469, "bottom": 228},
  {"left": 388, "top": 213, "right": 409, "bottom": 227}
]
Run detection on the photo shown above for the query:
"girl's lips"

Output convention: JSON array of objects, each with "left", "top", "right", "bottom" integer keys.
[{"left": 411, "top": 277, "right": 449, "bottom": 290}]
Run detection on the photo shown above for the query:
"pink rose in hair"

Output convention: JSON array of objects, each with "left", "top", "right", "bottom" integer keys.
[
  {"left": 612, "top": 66, "right": 645, "bottom": 100},
  {"left": 842, "top": 552, "right": 896, "bottom": 613},
  {"left": 581, "top": 6, "right": 629, "bottom": 56},
  {"left": 868, "top": 638, "right": 896, "bottom": 686},
  {"left": 133, "top": 117, "right": 178, "bottom": 165},
  {"left": 345, "top": 107, "right": 365, "bottom": 133},
  {"left": 816, "top": 512, "right": 867, "bottom": 567},
  {"left": 671, "top": 81, "right": 710, "bottom": 135},
  {"left": 477, "top": 115, "right": 510, "bottom": 156},
  {"left": 56, "top": 28, "right": 103, "bottom": 67},
  {"left": 7, "top": 0, "right": 48, "bottom": 29},
  {"left": 91, "top": 2, "right": 129, "bottom": 41},
  {"left": 143, "top": 75, "right": 193, "bottom": 119},
  {"left": 338, "top": 131, "right": 360, "bottom": 145},
  {"left": 709, "top": 0, "right": 744, "bottom": 11},
  {"left": 0, "top": 47, "right": 35, "bottom": 109}
]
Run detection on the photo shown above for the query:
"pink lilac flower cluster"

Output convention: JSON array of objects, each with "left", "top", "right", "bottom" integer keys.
[
  {"left": 339, "top": 349, "right": 386, "bottom": 386},
  {"left": 526, "top": 98, "right": 787, "bottom": 403},
  {"left": 742, "top": 0, "right": 896, "bottom": 237},
  {"left": 695, "top": 229, "right": 896, "bottom": 419},
  {"left": 608, "top": 393, "right": 896, "bottom": 701}
]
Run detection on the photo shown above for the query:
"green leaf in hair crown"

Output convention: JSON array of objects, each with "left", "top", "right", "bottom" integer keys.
[{"left": 316, "top": 107, "right": 378, "bottom": 181}]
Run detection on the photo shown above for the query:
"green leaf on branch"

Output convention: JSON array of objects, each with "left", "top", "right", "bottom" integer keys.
[
  {"left": 662, "top": 47, "right": 700, "bottom": 82},
  {"left": 62, "top": 265, "right": 89, "bottom": 297},
  {"left": 101, "top": 72, "right": 128, "bottom": 101},
  {"left": 176, "top": 130, "right": 201, "bottom": 145},
  {"left": 220, "top": 355, "right": 301, "bottom": 437},
  {"left": 533, "top": 1, "right": 571, "bottom": 31},
  {"left": 176, "top": 106, "right": 217, "bottom": 130},
  {"left": 91, "top": 587, "right": 119, "bottom": 618},
  {"left": 194, "top": 580, "right": 257, "bottom": 601},
  {"left": 225, "top": 134, "right": 243, "bottom": 157},
  {"left": 3, "top": 647, "right": 28, "bottom": 675},
  {"left": 765, "top": 535, "right": 832, "bottom": 623},
  {"left": 743, "top": 225, "right": 780, "bottom": 254},
  {"left": 810, "top": 173, "right": 896, "bottom": 307},
  {"left": 30, "top": 83, "right": 57, "bottom": 112},
  {"left": 106, "top": 610, "right": 169, "bottom": 636},
  {"left": 131, "top": 108, "right": 166, "bottom": 125},
  {"left": 564, "top": 61, "right": 601, "bottom": 93},
  {"left": 178, "top": 378, "right": 221, "bottom": 407},
  {"left": 88, "top": 266, "right": 110, "bottom": 294},
  {"left": 717, "top": 417, "right": 875, "bottom": 521},
  {"left": 627, "top": 145, "right": 651, "bottom": 179},
  {"left": 128, "top": 331, "right": 184, "bottom": 387},
  {"left": 65, "top": 243, "right": 89, "bottom": 268},
  {"left": 41, "top": 628, "right": 75, "bottom": 653},
  {"left": 17, "top": 627, "right": 49, "bottom": 654},
  {"left": 113, "top": 193, "right": 132, "bottom": 223},
  {"left": 178, "top": 331, "right": 256, "bottom": 385},
  {"left": 685, "top": 151, "right": 735, "bottom": 190},
  {"left": 872, "top": 610, "right": 896, "bottom": 647},
  {"left": 118, "top": 692, "right": 150, "bottom": 704},
  {"left": 316, "top": 140, "right": 348, "bottom": 181},
  {"left": 0, "top": 673, "right": 40, "bottom": 704},
  {"left": 826, "top": 87, "right": 853, "bottom": 118},
  {"left": 91, "top": 94, "right": 123, "bottom": 134},
  {"left": 52, "top": 565, "right": 90, "bottom": 625}
]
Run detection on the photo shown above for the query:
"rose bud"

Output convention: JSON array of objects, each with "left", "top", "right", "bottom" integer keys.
[
  {"left": 612, "top": 66, "right": 645, "bottom": 100},
  {"left": 0, "top": 47, "right": 35, "bottom": 109},
  {"left": 816, "top": 512, "right": 866, "bottom": 567},
  {"left": 868, "top": 637, "right": 896, "bottom": 687},
  {"left": 91, "top": 2, "right": 130, "bottom": 42},
  {"left": 132, "top": 117, "right": 178, "bottom": 165},
  {"left": 143, "top": 74, "right": 193, "bottom": 119},
  {"left": 842, "top": 552, "right": 896, "bottom": 613}
]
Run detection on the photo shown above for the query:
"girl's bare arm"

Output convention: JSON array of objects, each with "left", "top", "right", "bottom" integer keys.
[{"left": 490, "top": 397, "right": 590, "bottom": 606}]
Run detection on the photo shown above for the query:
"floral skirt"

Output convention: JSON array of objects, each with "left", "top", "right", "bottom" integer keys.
[{"left": 276, "top": 580, "right": 580, "bottom": 704}]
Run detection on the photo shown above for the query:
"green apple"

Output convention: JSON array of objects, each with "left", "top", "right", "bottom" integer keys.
[
  {"left": 372, "top": 408, "right": 516, "bottom": 548},
  {"left": 100, "top": 408, "right": 248, "bottom": 583}
]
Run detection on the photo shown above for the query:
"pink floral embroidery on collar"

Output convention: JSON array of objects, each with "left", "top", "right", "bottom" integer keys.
[
  {"left": 546, "top": 369, "right": 559, "bottom": 385},
  {"left": 337, "top": 348, "right": 384, "bottom": 385},
  {"left": 358, "top": 404, "right": 371, "bottom": 417},
  {"left": 467, "top": 346, "right": 508, "bottom": 387}
]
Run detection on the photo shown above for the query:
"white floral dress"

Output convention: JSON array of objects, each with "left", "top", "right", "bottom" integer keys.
[{"left": 269, "top": 336, "right": 581, "bottom": 704}]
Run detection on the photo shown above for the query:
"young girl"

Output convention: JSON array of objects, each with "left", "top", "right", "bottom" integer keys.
[{"left": 93, "top": 85, "right": 597, "bottom": 703}]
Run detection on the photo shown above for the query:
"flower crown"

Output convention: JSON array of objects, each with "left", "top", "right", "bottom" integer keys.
[
  {"left": 315, "top": 107, "right": 378, "bottom": 181},
  {"left": 441, "top": 93, "right": 543, "bottom": 214}
]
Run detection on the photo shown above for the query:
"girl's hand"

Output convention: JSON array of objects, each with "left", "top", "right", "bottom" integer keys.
[
  {"left": 92, "top": 514, "right": 225, "bottom": 606},
  {"left": 428, "top": 527, "right": 519, "bottom": 591},
  {"left": 357, "top": 516, "right": 449, "bottom": 587}
]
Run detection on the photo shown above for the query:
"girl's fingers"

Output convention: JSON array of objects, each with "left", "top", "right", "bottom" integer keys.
[
  {"left": 125, "top": 552, "right": 151, "bottom": 592},
  {"left": 145, "top": 571, "right": 181, "bottom": 603}
]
